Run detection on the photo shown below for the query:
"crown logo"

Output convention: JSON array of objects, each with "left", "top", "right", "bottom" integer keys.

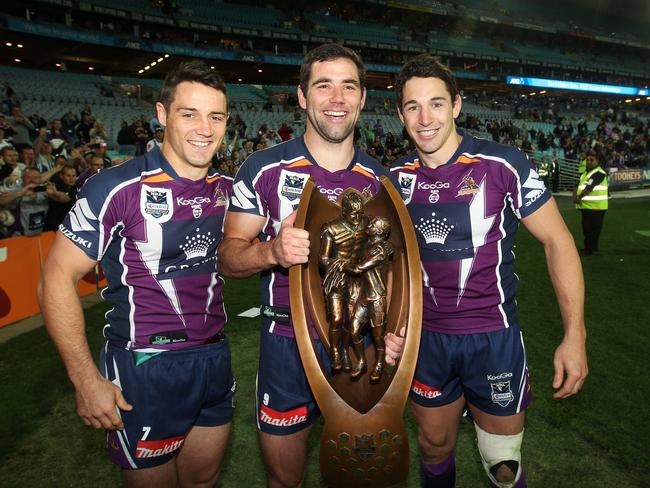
[
  {"left": 179, "top": 228, "right": 216, "bottom": 260},
  {"left": 415, "top": 212, "right": 454, "bottom": 245}
]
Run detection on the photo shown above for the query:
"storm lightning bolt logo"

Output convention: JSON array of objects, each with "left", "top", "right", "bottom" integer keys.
[{"left": 457, "top": 176, "right": 496, "bottom": 306}]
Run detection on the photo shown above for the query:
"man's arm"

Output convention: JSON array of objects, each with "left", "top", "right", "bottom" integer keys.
[
  {"left": 521, "top": 197, "right": 588, "bottom": 399},
  {"left": 37, "top": 233, "right": 132, "bottom": 429},
  {"left": 45, "top": 181, "right": 70, "bottom": 203},
  {"left": 574, "top": 172, "right": 605, "bottom": 202},
  {"left": 218, "top": 210, "right": 310, "bottom": 278}
]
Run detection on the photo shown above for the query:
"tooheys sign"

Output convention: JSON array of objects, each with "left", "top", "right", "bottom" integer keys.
[{"left": 609, "top": 169, "right": 643, "bottom": 187}]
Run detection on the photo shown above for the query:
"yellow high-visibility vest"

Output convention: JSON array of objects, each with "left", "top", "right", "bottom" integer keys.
[{"left": 576, "top": 167, "right": 608, "bottom": 210}]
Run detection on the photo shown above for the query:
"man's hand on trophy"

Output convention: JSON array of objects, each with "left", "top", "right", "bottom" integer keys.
[
  {"left": 271, "top": 210, "right": 311, "bottom": 268},
  {"left": 385, "top": 326, "right": 406, "bottom": 365}
]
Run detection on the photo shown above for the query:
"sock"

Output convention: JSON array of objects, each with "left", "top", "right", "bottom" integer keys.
[{"left": 421, "top": 453, "right": 456, "bottom": 488}]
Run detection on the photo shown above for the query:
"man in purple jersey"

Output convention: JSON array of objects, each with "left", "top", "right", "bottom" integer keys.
[
  {"left": 219, "top": 44, "right": 391, "bottom": 487},
  {"left": 38, "top": 61, "right": 235, "bottom": 487},
  {"left": 385, "top": 54, "right": 588, "bottom": 488}
]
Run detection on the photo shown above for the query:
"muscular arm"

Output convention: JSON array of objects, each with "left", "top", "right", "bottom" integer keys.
[
  {"left": 218, "top": 209, "right": 310, "bottom": 278},
  {"left": 522, "top": 197, "right": 588, "bottom": 399},
  {"left": 37, "top": 233, "right": 132, "bottom": 429}
]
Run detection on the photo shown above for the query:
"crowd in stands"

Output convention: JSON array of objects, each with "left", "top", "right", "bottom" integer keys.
[
  {"left": 464, "top": 93, "right": 649, "bottom": 170},
  {"left": 2, "top": 77, "right": 649, "bottom": 239}
]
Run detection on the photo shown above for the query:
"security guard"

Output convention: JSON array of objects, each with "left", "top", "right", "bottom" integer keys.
[{"left": 574, "top": 150, "right": 608, "bottom": 256}]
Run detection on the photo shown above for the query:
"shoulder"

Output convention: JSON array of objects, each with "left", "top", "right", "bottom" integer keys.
[
  {"left": 353, "top": 150, "right": 386, "bottom": 178},
  {"left": 243, "top": 139, "right": 303, "bottom": 169},
  {"left": 462, "top": 135, "right": 530, "bottom": 168},
  {"left": 236, "top": 139, "right": 309, "bottom": 185},
  {"left": 389, "top": 151, "right": 419, "bottom": 175}
]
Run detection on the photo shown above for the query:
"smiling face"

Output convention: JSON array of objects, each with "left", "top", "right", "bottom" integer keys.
[
  {"left": 298, "top": 57, "right": 365, "bottom": 145},
  {"left": 156, "top": 81, "right": 228, "bottom": 179},
  {"left": 398, "top": 77, "right": 462, "bottom": 168}
]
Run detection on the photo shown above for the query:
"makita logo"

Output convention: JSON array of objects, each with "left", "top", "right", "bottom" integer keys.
[
  {"left": 135, "top": 436, "right": 184, "bottom": 458},
  {"left": 259, "top": 405, "right": 308, "bottom": 427},
  {"left": 176, "top": 196, "right": 211, "bottom": 206},
  {"left": 59, "top": 225, "right": 92, "bottom": 249},
  {"left": 418, "top": 181, "right": 450, "bottom": 190},
  {"left": 487, "top": 372, "right": 513, "bottom": 381},
  {"left": 411, "top": 379, "right": 442, "bottom": 399}
]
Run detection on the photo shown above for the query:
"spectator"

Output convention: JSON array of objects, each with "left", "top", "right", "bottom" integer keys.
[
  {"left": 75, "top": 114, "right": 94, "bottom": 144},
  {"left": 278, "top": 122, "right": 294, "bottom": 142},
  {"left": 0, "top": 167, "right": 69, "bottom": 237},
  {"left": 6, "top": 106, "right": 34, "bottom": 152},
  {"left": 146, "top": 127, "right": 164, "bottom": 152},
  {"left": 47, "top": 118, "right": 69, "bottom": 144},
  {"left": 77, "top": 155, "right": 103, "bottom": 188},
  {"left": 45, "top": 164, "right": 78, "bottom": 231},
  {"left": 37, "top": 140, "right": 56, "bottom": 171},
  {"left": 0, "top": 146, "right": 24, "bottom": 193},
  {"left": 61, "top": 111, "right": 79, "bottom": 143},
  {"left": 89, "top": 120, "right": 108, "bottom": 144},
  {"left": 117, "top": 120, "right": 137, "bottom": 154},
  {"left": 0, "top": 126, "right": 10, "bottom": 151},
  {"left": 20, "top": 146, "right": 37, "bottom": 169}
]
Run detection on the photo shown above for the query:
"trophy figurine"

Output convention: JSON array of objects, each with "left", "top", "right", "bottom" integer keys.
[{"left": 289, "top": 177, "right": 421, "bottom": 487}]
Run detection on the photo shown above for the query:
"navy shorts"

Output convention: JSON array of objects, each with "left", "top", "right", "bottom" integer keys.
[
  {"left": 410, "top": 326, "right": 532, "bottom": 416},
  {"left": 100, "top": 338, "right": 236, "bottom": 469},
  {"left": 256, "top": 328, "right": 332, "bottom": 435}
]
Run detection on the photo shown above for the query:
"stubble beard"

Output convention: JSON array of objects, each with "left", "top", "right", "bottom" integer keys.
[{"left": 307, "top": 109, "right": 355, "bottom": 145}]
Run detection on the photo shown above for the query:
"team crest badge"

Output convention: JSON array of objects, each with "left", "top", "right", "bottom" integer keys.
[
  {"left": 140, "top": 185, "right": 173, "bottom": 223},
  {"left": 490, "top": 381, "right": 514, "bottom": 407},
  {"left": 398, "top": 172, "right": 416, "bottom": 204},
  {"left": 361, "top": 184, "right": 374, "bottom": 201},
  {"left": 213, "top": 188, "right": 227, "bottom": 207},
  {"left": 279, "top": 170, "right": 309, "bottom": 202},
  {"left": 456, "top": 174, "right": 480, "bottom": 197}
]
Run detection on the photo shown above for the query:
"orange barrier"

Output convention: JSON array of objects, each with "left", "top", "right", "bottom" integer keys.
[{"left": 0, "top": 231, "right": 106, "bottom": 328}]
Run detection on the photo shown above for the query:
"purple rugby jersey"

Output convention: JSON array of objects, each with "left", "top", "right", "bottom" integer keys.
[
  {"left": 390, "top": 133, "right": 551, "bottom": 335},
  {"left": 229, "top": 136, "right": 387, "bottom": 337},
  {"left": 59, "top": 147, "right": 232, "bottom": 351}
]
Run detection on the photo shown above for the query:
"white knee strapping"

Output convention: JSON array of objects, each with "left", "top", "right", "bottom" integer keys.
[{"left": 475, "top": 423, "right": 524, "bottom": 488}]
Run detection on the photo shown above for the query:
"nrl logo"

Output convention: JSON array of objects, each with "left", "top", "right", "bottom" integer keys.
[
  {"left": 456, "top": 174, "right": 479, "bottom": 197},
  {"left": 490, "top": 381, "right": 514, "bottom": 407},
  {"left": 398, "top": 172, "right": 416, "bottom": 204},
  {"left": 281, "top": 173, "right": 308, "bottom": 201},
  {"left": 145, "top": 190, "right": 170, "bottom": 219}
]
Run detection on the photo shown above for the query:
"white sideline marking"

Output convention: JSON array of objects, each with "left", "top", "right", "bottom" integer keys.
[{"left": 635, "top": 230, "right": 650, "bottom": 237}]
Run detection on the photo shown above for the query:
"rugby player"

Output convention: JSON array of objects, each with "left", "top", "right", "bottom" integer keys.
[
  {"left": 38, "top": 60, "right": 235, "bottom": 487},
  {"left": 386, "top": 54, "right": 588, "bottom": 488},
  {"left": 218, "top": 43, "right": 391, "bottom": 487}
]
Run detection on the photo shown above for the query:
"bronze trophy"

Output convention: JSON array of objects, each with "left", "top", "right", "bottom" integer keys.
[{"left": 289, "top": 176, "right": 422, "bottom": 487}]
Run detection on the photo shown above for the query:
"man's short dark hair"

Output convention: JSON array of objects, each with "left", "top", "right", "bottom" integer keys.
[
  {"left": 1, "top": 146, "right": 16, "bottom": 157},
  {"left": 159, "top": 60, "right": 227, "bottom": 111},
  {"left": 395, "top": 54, "right": 459, "bottom": 113},
  {"left": 299, "top": 43, "right": 366, "bottom": 95}
]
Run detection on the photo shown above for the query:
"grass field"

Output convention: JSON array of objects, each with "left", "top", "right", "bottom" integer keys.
[{"left": 1, "top": 195, "right": 649, "bottom": 487}]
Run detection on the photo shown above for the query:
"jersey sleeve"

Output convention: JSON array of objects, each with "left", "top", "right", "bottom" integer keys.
[
  {"left": 505, "top": 148, "right": 551, "bottom": 219},
  {"left": 59, "top": 170, "right": 126, "bottom": 261},
  {"left": 228, "top": 155, "right": 266, "bottom": 217}
]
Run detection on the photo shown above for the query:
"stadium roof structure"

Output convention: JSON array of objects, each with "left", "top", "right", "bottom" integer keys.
[{"left": 0, "top": 0, "right": 649, "bottom": 93}]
